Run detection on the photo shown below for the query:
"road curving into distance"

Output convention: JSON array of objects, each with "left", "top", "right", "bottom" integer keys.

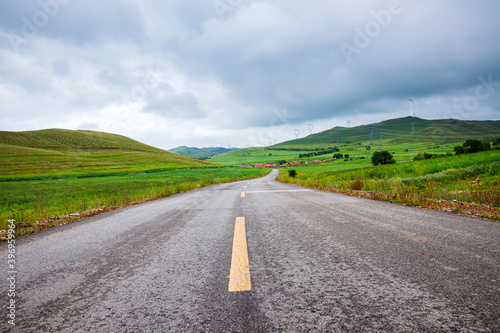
[{"left": 1, "top": 169, "right": 499, "bottom": 331}]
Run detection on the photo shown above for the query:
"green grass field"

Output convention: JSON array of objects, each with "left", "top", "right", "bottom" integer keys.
[
  {"left": 210, "top": 142, "right": 456, "bottom": 166},
  {"left": 1, "top": 166, "right": 270, "bottom": 233},
  {"left": 0, "top": 129, "right": 270, "bottom": 234},
  {"left": 277, "top": 150, "right": 500, "bottom": 220}
]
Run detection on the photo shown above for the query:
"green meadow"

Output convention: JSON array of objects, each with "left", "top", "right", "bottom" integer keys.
[
  {"left": 277, "top": 150, "right": 500, "bottom": 220},
  {"left": 0, "top": 166, "right": 269, "bottom": 232},
  {"left": 210, "top": 142, "right": 456, "bottom": 166},
  {"left": 0, "top": 129, "right": 269, "bottom": 234}
]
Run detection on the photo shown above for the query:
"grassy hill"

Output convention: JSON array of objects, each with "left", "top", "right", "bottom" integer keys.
[
  {"left": 210, "top": 117, "right": 500, "bottom": 165},
  {"left": 0, "top": 129, "right": 271, "bottom": 234},
  {"left": 277, "top": 117, "right": 500, "bottom": 148},
  {"left": 169, "top": 146, "right": 239, "bottom": 159},
  {"left": 0, "top": 129, "right": 213, "bottom": 177}
]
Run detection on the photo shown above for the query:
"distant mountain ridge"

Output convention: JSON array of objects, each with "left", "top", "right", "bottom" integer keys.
[{"left": 169, "top": 146, "right": 239, "bottom": 158}]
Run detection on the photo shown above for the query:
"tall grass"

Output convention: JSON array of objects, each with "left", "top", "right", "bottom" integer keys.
[
  {"left": 278, "top": 150, "right": 500, "bottom": 219},
  {"left": 1, "top": 167, "right": 270, "bottom": 232}
]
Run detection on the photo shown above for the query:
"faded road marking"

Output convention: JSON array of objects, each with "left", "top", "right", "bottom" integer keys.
[
  {"left": 241, "top": 192, "right": 245, "bottom": 198},
  {"left": 228, "top": 217, "right": 251, "bottom": 292}
]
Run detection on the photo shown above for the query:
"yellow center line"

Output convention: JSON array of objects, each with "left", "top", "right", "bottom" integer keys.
[
  {"left": 241, "top": 191, "right": 245, "bottom": 198},
  {"left": 228, "top": 217, "right": 252, "bottom": 292}
]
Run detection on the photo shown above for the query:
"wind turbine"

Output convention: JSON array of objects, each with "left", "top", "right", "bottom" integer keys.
[
  {"left": 268, "top": 138, "right": 273, "bottom": 145},
  {"left": 294, "top": 129, "right": 300, "bottom": 139},
  {"left": 308, "top": 124, "right": 313, "bottom": 135},
  {"left": 407, "top": 99, "right": 416, "bottom": 117},
  {"left": 377, "top": 130, "right": 384, "bottom": 150},
  {"left": 369, "top": 126, "right": 375, "bottom": 145},
  {"left": 346, "top": 121, "right": 351, "bottom": 128}
]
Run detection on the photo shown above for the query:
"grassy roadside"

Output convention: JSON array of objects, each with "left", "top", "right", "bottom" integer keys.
[
  {"left": 277, "top": 150, "right": 500, "bottom": 220},
  {"left": 1, "top": 166, "right": 271, "bottom": 237}
]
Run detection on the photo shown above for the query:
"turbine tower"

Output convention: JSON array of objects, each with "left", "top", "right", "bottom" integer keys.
[
  {"left": 407, "top": 99, "right": 416, "bottom": 117},
  {"left": 268, "top": 138, "right": 272, "bottom": 145},
  {"left": 294, "top": 129, "right": 300, "bottom": 139},
  {"left": 346, "top": 121, "right": 351, "bottom": 128},
  {"left": 308, "top": 124, "right": 313, "bottom": 135},
  {"left": 378, "top": 130, "right": 384, "bottom": 150}
]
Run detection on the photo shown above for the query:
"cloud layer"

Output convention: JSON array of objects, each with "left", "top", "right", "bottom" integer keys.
[{"left": 1, "top": 0, "right": 499, "bottom": 148}]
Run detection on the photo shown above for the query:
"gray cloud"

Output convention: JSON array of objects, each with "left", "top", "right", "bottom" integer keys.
[
  {"left": 0, "top": 0, "right": 499, "bottom": 148},
  {"left": 144, "top": 83, "right": 205, "bottom": 119}
]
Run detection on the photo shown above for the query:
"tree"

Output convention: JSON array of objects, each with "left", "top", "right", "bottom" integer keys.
[
  {"left": 371, "top": 151, "right": 396, "bottom": 166},
  {"left": 288, "top": 169, "right": 297, "bottom": 178},
  {"left": 493, "top": 137, "right": 500, "bottom": 149},
  {"left": 463, "top": 138, "right": 489, "bottom": 153},
  {"left": 365, "top": 146, "right": 371, "bottom": 150}
]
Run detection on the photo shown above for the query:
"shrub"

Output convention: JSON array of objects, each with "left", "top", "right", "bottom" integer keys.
[
  {"left": 454, "top": 144, "right": 466, "bottom": 155},
  {"left": 371, "top": 151, "right": 396, "bottom": 166},
  {"left": 350, "top": 177, "right": 363, "bottom": 190},
  {"left": 288, "top": 169, "right": 297, "bottom": 178},
  {"left": 493, "top": 137, "right": 500, "bottom": 148},
  {"left": 414, "top": 152, "right": 437, "bottom": 161}
]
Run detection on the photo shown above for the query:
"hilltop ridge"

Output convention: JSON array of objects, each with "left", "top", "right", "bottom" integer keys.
[
  {"left": 276, "top": 117, "right": 500, "bottom": 148},
  {"left": 0, "top": 129, "right": 164, "bottom": 152},
  {"left": 0, "top": 129, "right": 213, "bottom": 176}
]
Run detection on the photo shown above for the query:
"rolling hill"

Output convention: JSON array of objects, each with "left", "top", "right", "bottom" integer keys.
[
  {"left": 0, "top": 129, "right": 213, "bottom": 177},
  {"left": 210, "top": 117, "right": 500, "bottom": 165},
  {"left": 277, "top": 117, "right": 500, "bottom": 148}
]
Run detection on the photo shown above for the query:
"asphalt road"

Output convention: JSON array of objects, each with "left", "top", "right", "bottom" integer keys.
[{"left": 1, "top": 169, "right": 499, "bottom": 332}]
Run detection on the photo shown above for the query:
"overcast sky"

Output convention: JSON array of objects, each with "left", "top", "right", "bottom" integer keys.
[{"left": 1, "top": 1, "right": 499, "bottom": 149}]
